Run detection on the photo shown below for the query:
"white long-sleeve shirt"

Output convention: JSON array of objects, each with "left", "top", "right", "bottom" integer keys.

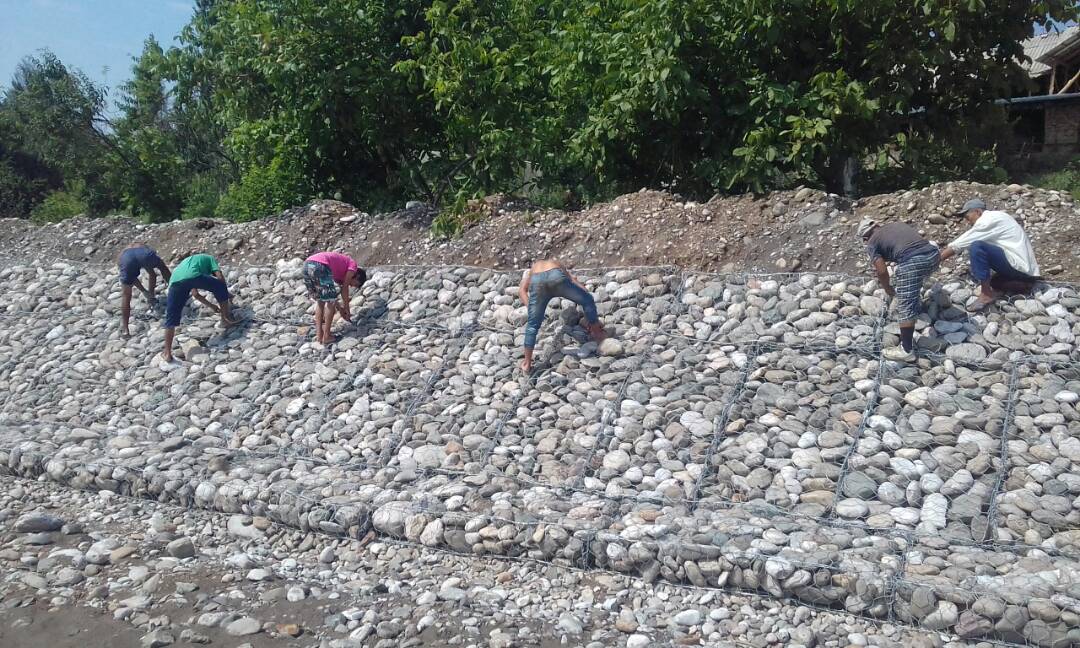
[{"left": 947, "top": 210, "right": 1040, "bottom": 276}]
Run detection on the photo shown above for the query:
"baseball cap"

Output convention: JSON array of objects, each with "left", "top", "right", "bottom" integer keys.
[{"left": 955, "top": 198, "right": 986, "bottom": 217}]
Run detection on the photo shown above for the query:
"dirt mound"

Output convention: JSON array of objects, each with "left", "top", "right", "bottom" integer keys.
[{"left": 0, "top": 182, "right": 1076, "bottom": 280}]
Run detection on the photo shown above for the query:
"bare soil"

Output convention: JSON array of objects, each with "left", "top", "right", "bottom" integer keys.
[{"left": 0, "top": 181, "right": 1077, "bottom": 280}]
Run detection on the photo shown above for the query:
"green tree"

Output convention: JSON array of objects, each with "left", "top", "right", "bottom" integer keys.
[
  {"left": 403, "top": 0, "right": 1079, "bottom": 198},
  {"left": 0, "top": 117, "right": 61, "bottom": 218},
  {"left": 0, "top": 52, "right": 119, "bottom": 214},
  {"left": 110, "top": 37, "right": 187, "bottom": 221},
  {"left": 171, "top": 0, "right": 443, "bottom": 218}
]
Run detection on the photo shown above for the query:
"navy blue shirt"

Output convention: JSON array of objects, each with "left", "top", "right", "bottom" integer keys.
[
  {"left": 118, "top": 246, "right": 161, "bottom": 285},
  {"left": 865, "top": 223, "right": 936, "bottom": 264}
]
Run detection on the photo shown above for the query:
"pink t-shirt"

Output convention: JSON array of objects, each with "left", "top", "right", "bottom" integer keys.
[{"left": 306, "top": 252, "right": 359, "bottom": 284}]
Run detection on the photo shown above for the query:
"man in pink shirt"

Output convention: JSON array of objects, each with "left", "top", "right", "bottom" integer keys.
[{"left": 303, "top": 252, "right": 367, "bottom": 344}]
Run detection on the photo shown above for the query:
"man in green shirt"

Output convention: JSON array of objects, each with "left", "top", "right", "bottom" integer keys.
[{"left": 162, "top": 253, "right": 239, "bottom": 363}]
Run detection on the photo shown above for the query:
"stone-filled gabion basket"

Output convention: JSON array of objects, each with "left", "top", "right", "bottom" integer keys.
[{"left": 1, "top": 255, "right": 1080, "bottom": 646}]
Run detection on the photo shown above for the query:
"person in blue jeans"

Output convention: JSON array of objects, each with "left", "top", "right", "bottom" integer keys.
[
  {"left": 939, "top": 199, "right": 1041, "bottom": 312},
  {"left": 518, "top": 259, "right": 606, "bottom": 373},
  {"left": 117, "top": 244, "right": 172, "bottom": 337},
  {"left": 161, "top": 254, "right": 240, "bottom": 363}
]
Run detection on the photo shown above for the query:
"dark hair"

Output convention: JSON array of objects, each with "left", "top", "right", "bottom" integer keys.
[{"left": 355, "top": 268, "right": 368, "bottom": 288}]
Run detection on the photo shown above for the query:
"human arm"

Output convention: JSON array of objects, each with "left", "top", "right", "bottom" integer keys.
[
  {"left": 156, "top": 258, "right": 172, "bottom": 285},
  {"left": 518, "top": 271, "right": 531, "bottom": 305},
  {"left": 939, "top": 247, "right": 956, "bottom": 263},
  {"left": 192, "top": 290, "right": 220, "bottom": 313},
  {"left": 131, "top": 276, "right": 150, "bottom": 298},
  {"left": 339, "top": 273, "right": 353, "bottom": 322},
  {"left": 872, "top": 257, "right": 895, "bottom": 297}
]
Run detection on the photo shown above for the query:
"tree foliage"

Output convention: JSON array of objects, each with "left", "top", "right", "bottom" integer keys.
[
  {"left": 0, "top": 0, "right": 1077, "bottom": 224},
  {"left": 405, "top": 0, "right": 1077, "bottom": 197}
]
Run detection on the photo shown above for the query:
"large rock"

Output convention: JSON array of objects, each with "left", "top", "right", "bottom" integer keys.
[
  {"left": 945, "top": 343, "right": 987, "bottom": 363},
  {"left": 13, "top": 512, "right": 64, "bottom": 533}
]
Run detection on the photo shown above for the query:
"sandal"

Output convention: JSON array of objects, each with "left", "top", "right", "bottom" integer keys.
[{"left": 967, "top": 298, "right": 994, "bottom": 313}]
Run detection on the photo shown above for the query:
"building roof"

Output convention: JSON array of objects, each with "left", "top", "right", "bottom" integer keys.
[
  {"left": 1023, "top": 25, "right": 1079, "bottom": 77},
  {"left": 996, "top": 92, "right": 1080, "bottom": 110}
]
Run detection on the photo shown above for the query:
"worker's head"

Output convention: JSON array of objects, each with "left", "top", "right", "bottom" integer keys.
[
  {"left": 350, "top": 268, "right": 368, "bottom": 289},
  {"left": 856, "top": 218, "right": 878, "bottom": 241},
  {"left": 957, "top": 198, "right": 986, "bottom": 224}
]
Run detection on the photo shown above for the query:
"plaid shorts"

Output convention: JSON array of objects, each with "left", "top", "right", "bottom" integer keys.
[
  {"left": 893, "top": 249, "right": 940, "bottom": 322},
  {"left": 303, "top": 261, "right": 339, "bottom": 302}
]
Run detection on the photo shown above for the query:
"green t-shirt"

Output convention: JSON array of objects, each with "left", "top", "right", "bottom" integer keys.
[{"left": 170, "top": 254, "right": 220, "bottom": 285}]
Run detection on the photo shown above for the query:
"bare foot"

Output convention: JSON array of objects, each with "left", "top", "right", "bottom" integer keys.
[
  {"left": 588, "top": 323, "right": 608, "bottom": 342},
  {"left": 967, "top": 295, "right": 995, "bottom": 313},
  {"left": 157, "top": 354, "right": 182, "bottom": 370}
]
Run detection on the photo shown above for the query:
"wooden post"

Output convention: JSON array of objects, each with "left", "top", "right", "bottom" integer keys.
[
  {"left": 1051, "top": 65, "right": 1058, "bottom": 94},
  {"left": 1058, "top": 66, "right": 1080, "bottom": 94}
]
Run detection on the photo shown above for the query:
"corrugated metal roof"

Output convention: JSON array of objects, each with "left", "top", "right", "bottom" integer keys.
[{"left": 1023, "top": 26, "right": 1079, "bottom": 77}]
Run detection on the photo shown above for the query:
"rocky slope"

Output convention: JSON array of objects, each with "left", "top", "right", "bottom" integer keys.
[
  {"left": 0, "top": 249, "right": 1077, "bottom": 647},
  {"left": 0, "top": 181, "right": 1077, "bottom": 280}
]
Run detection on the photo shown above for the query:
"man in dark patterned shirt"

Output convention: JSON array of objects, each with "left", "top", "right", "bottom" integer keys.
[{"left": 858, "top": 219, "right": 940, "bottom": 362}]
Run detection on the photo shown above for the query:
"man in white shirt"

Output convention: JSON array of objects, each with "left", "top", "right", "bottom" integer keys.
[{"left": 939, "top": 198, "right": 1040, "bottom": 312}]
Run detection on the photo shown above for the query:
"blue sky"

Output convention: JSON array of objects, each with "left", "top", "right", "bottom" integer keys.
[{"left": 0, "top": 0, "right": 194, "bottom": 93}]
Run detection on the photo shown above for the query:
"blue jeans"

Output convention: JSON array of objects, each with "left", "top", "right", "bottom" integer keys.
[
  {"left": 524, "top": 269, "right": 598, "bottom": 349},
  {"left": 969, "top": 240, "right": 1032, "bottom": 284},
  {"left": 164, "top": 275, "right": 230, "bottom": 328}
]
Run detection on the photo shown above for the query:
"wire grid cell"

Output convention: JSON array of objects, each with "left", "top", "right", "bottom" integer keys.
[
  {"left": 692, "top": 345, "right": 879, "bottom": 517},
  {"left": 386, "top": 330, "right": 522, "bottom": 472},
  {"left": 376, "top": 323, "right": 476, "bottom": 467},
  {"left": 240, "top": 325, "right": 453, "bottom": 466},
  {"left": 0, "top": 319, "right": 132, "bottom": 428},
  {"left": 374, "top": 266, "right": 515, "bottom": 329},
  {"left": 895, "top": 535, "right": 1080, "bottom": 645},
  {"left": 673, "top": 271, "right": 884, "bottom": 349},
  {"left": 0, "top": 262, "right": 91, "bottom": 315},
  {"left": 164, "top": 325, "right": 310, "bottom": 439},
  {"left": 484, "top": 351, "right": 640, "bottom": 488},
  {"left": 0, "top": 322, "right": 55, "bottom": 418},
  {"left": 572, "top": 267, "right": 682, "bottom": 337},
  {"left": 990, "top": 360, "right": 1080, "bottom": 552},
  {"left": 585, "top": 337, "right": 748, "bottom": 503},
  {"left": 841, "top": 358, "right": 1011, "bottom": 543},
  {"left": 981, "top": 287, "right": 1080, "bottom": 360}
]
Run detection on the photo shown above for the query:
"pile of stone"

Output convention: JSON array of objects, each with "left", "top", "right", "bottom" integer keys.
[
  {"left": 676, "top": 273, "right": 883, "bottom": 348},
  {"left": 0, "top": 256, "right": 1078, "bottom": 646},
  {"left": 838, "top": 360, "right": 1009, "bottom": 542}
]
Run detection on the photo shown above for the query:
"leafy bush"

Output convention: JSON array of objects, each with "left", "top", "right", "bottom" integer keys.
[
  {"left": 30, "top": 185, "right": 88, "bottom": 222},
  {"left": 404, "top": 0, "right": 1076, "bottom": 198},
  {"left": 429, "top": 212, "right": 464, "bottom": 240},
  {"left": 215, "top": 157, "right": 309, "bottom": 222},
  {"left": 181, "top": 174, "right": 224, "bottom": 220},
  {"left": 0, "top": 157, "right": 51, "bottom": 218},
  {"left": 863, "top": 129, "right": 1010, "bottom": 194},
  {"left": 1025, "top": 157, "right": 1080, "bottom": 200}
]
